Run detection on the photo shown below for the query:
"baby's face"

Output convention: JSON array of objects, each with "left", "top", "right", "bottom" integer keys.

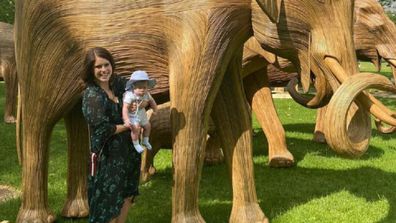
[{"left": 133, "top": 81, "right": 148, "bottom": 96}]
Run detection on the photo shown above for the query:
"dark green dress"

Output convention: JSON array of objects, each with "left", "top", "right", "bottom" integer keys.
[{"left": 82, "top": 76, "right": 141, "bottom": 223}]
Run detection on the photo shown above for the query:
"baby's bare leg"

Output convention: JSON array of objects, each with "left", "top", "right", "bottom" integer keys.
[
  {"left": 131, "top": 124, "right": 141, "bottom": 141},
  {"left": 131, "top": 124, "right": 144, "bottom": 153},
  {"left": 142, "top": 123, "right": 152, "bottom": 150},
  {"left": 142, "top": 123, "right": 151, "bottom": 137}
]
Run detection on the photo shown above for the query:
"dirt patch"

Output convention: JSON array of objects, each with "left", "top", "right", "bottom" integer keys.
[{"left": 0, "top": 185, "right": 20, "bottom": 203}]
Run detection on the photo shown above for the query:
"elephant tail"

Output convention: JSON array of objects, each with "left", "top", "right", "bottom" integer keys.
[{"left": 16, "top": 85, "right": 23, "bottom": 165}]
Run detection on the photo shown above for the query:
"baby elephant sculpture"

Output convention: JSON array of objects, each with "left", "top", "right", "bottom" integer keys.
[{"left": 140, "top": 102, "right": 223, "bottom": 183}]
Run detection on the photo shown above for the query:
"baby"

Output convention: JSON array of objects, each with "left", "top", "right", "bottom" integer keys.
[{"left": 122, "top": 70, "right": 158, "bottom": 153}]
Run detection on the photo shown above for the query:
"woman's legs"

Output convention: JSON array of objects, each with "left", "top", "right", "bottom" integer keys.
[
  {"left": 117, "top": 197, "right": 133, "bottom": 223},
  {"left": 112, "top": 197, "right": 133, "bottom": 223}
]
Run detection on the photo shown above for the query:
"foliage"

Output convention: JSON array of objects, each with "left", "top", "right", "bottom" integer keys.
[
  {"left": 386, "top": 12, "right": 396, "bottom": 23},
  {"left": 0, "top": 63, "right": 395, "bottom": 222},
  {"left": 379, "top": 0, "right": 392, "bottom": 7},
  {"left": 0, "top": 0, "right": 15, "bottom": 24}
]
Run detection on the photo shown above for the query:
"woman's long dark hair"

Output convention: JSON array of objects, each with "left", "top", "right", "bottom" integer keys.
[{"left": 83, "top": 47, "right": 116, "bottom": 84}]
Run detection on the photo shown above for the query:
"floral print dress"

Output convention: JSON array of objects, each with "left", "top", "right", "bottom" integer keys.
[{"left": 82, "top": 76, "right": 141, "bottom": 223}]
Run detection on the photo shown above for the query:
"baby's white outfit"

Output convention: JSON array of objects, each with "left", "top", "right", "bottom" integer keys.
[
  {"left": 123, "top": 91, "right": 153, "bottom": 126},
  {"left": 123, "top": 91, "right": 154, "bottom": 153}
]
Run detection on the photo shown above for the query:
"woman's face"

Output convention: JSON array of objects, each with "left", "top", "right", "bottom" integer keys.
[{"left": 93, "top": 56, "right": 113, "bottom": 84}]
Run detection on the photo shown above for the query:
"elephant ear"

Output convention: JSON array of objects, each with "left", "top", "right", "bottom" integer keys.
[{"left": 255, "top": 0, "right": 283, "bottom": 23}]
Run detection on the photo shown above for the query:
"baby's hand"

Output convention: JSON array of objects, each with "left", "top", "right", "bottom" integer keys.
[{"left": 129, "top": 102, "right": 138, "bottom": 112}]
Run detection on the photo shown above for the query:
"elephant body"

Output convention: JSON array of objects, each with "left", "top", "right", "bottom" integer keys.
[
  {"left": 354, "top": 0, "right": 396, "bottom": 80},
  {"left": 0, "top": 22, "right": 17, "bottom": 123},
  {"left": 251, "top": 0, "right": 396, "bottom": 155},
  {"left": 15, "top": 0, "right": 396, "bottom": 222},
  {"left": 15, "top": 1, "right": 279, "bottom": 222}
]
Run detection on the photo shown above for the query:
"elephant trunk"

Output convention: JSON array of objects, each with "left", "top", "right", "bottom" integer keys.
[{"left": 286, "top": 77, "right": 331, "bottom": 109}]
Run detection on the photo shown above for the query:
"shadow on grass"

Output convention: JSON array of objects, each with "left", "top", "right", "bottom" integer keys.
[
  {"left": 253, "top": 123, "right": 386, "bottom": 162},
  {"left": 131, "top": 163, "right": 396, "bottom": 223},
  {"left": 2, "top": 164, "right": 395, "bottom": 222}
]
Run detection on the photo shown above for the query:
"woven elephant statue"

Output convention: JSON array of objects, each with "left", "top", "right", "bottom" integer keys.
[
  {"left": 249, "top": 0, "right": 396, "bottom": 157},
  {"left": 14, "top": 0, "right": 283, "bottom": 222},
  {"left": 0, "top": 22, "right": 17, "bottom": 124},
  {"left": 355, "top": 0, "right": 396, "bottom": 81},
  {"left": 243, "top": 0, "right": 396, "bottom": 144}
]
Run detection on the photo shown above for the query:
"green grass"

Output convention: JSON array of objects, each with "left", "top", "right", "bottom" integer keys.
[
  {"left": 0, "top": 62, "right": 395, "bottom": 222},
  {"left": 359, "top": 61, "right": 394, "bottom": 80}
]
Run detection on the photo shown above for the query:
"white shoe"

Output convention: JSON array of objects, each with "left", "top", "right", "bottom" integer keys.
[
  {"left": 142, "top": 141, "right": 152, "bottom": 150},
  {"left": 134, "top": 144, "right": 144, "bottom": 153}
]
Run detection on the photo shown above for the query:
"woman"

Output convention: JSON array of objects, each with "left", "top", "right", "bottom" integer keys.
[{"left": 82, "top": 47, "right": 141, "bottom": 223}]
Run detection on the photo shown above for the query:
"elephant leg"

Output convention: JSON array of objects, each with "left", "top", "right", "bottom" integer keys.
[
  {"left": 204, "top": 131, "right": 224, "bottom": 165},
  {"left": 141, "top": 103, "right": 172, "bottom": 183},
  {"left": 211, "top": 54, "right": 268, "bottom": 223},
  {"left": 168, "top": 7, "right": 251, "bottom": 222},
  {"left": 61, "top": 102, "right": 89, "bottom": 218},
  {"left": 244, "top": 67, "right": 294, "bottom": 167},
  {"left": 169, "top": 66, "right": 210, "bottom": 223},
  {"left": 16, "top": 113, "right": 56, "bottom": 222},
  {"left": 140, "top": 142, "right": 161, "bottom": 183},
  {"left": 3, "top": 59, "right": 17, "bottom": 123},
  {"left": 313, "top": 106, "right": 327, "bottom": 143}
]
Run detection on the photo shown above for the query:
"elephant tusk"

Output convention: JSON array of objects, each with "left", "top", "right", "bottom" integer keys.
[
  {"left": 324, "top": 73, "right": 396, "bottom": 157},
  {"left": 375, "top": 118, "right": 396, "bottom": 134},
  {"left": 325, "top": 56, "right": 396, "bottom": 126},
  {"left": 356, "top": 93, "right": 396, "bottom": 126},
  {"left": 324, "top": 57, "right": 349, "bottom": 83}
]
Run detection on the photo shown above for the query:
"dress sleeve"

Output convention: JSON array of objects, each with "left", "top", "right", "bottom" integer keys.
[{"left": 82, "top": 87, "right": 116, "bottom": 153}]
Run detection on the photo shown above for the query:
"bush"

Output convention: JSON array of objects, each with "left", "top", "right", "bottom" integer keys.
[{"left": 0, "top": 0, "right": 15, "bottom": 24}]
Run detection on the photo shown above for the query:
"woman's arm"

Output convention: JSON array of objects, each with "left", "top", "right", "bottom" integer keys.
[
  {"left": 122, "top": 102, "right": 131, "bottom": 128},
  {"left": 115, "top": 124, "right": 130, "bottom": 134},
  {"left": 82, "top": 88, "right": 117, "bottom": 153}
]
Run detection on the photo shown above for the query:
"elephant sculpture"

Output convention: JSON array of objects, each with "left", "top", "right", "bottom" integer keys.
[
  {"left": 14, "top": 0, "right": 396, "bottom": 222},
  {"left": 245, "top": 0, "right": 396, "bottom": 141},
  {"left": 250, "top": 0, "right": 396, "bottom": 157},
  {"left": 15, "top": 1, "right": 285, "bottom": 222},
  {"left": 0, "top": 22, "right": 17, "bottom": 124},
  {"left": 353, "top": 0, "right": 396, "bottom": 134},
  {"left": 140, "top": 37, "right": 295, "bottom": 182},
  {"left": 143, "top": 1, "right": 396, "bottom": 176},
  {"left": 355, "top": 0, "right": 396, "bottom": 81}
]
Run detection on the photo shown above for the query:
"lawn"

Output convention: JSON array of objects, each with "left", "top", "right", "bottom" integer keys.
[{"left": 0, "top": 62, "right": 395, "bottom": 222}]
